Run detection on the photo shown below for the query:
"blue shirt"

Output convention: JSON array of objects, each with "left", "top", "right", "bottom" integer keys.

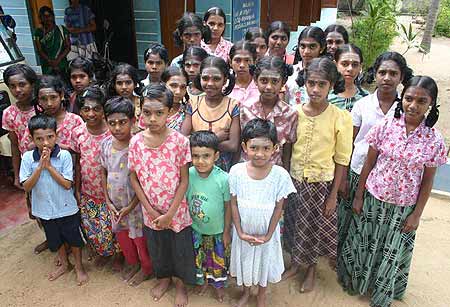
[
  {"left": 19, "top": 146, "right": 78, "bottom": 220},
  {"left": 64, "top": 4, "right": 95, "bottom": 46}
]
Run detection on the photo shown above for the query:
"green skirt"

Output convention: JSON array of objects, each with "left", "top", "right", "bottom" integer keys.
[{"left": 338, "top": 191, "right": 416, "bottom": 307}]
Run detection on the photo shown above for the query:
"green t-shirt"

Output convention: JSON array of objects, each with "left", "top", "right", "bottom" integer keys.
[{"left": 187, "top": 165, "right": 230, "bottom": 235}]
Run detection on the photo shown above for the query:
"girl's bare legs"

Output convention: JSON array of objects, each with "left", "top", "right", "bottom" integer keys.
[
  {"left": 48, "top": 245, "right": 71, "bottom": 281},
  {"left": 233, "top": 286, "right": 251, "bottom": 307},
  {"left": 151, "top": 277, "right": 171, "bottom": 301},
  {"left": 282, "top": 263, "right": 300, "bottom": 280},
  {"left": 256, "top": 285, "right": 267, "bottom": 307},
  {"left": 72, "top": 246, "right": 88, "bottom": 285},
  {"left": 300, "top": 264, "right": 316, "bottom": 293},
  {"left": 174, "top": 278, "right": 189, "bottom": 307}
]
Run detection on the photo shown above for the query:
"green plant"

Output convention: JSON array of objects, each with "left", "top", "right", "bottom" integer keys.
[
  {"left": 398, "top": 23, "right": 424, "bottom": 54},
  {"left": 351, "top": 0, "right": 398, "bottom": 70},
  {"left": 435, "top": 0, "right": 450, "bottom": 37}
]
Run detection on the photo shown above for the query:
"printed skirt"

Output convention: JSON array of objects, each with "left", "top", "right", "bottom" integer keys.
[
  {"left": 80, "top": 194, "right": 120, "bottom": 257},
  {"left": 192, "top": 229, "right": 229, "bottom": 288},
  {"left": 338, "top": 191, "right": 416, "bottom": 307},
  {"left": 283, "top": 178, "right": 336, "bottom": 266}
]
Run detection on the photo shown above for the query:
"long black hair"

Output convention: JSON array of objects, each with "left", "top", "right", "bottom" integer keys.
[
  {"left": 194, "top": 56, "right": 236, "bottom": 96},
  {"left": 107, "top": 63, "right": 142, "bottom": 98},
  {"left": 334, "top": 44, "right": 367, "bottom": 97},
  {"left": 296, "top": 57, "right": 345, "bottom": 94},
  {"left": 252, "top": 55, "right": 293, "bottom": 84},
  {"left": 265, "top": 21, "right": 290, "bottom": 45},
  {"left": 366, "top": 51, "right": 413, "bottom": 86},
  {"left": 395, "top": 75, "right": 439, "bottom": 128},
  {"left": 203, "top": 7, "right": 227, "bottom": 37},
  {"left": 34, "top": 75, "right": 68, "bottom": 113},
  {"left": 173, "top": 12, "right": 211, "bottom": 47},
  {"left": 161, "top": 66, "right": 190, "bottom": 104},
  {"left": 324, "top": 24, "right": 349, "bottom": 43},
  {"left": 293, "top": 26, "right": 326, "bottom": 64},
  {"left": 229, "top": 40, "right": 257, "bottom": 62}
]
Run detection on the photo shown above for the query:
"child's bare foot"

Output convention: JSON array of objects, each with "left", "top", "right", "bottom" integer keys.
[
  {"left": 214, "top": 287, "right": 225, "bottom": 303},
  {"left": 48, "top": 263, "right": 71, "bottom": 281},
  {"left": 54, "top": 254, "right": 61, "bottom": 266},
  {"left": 233, "top": 288, "right": 250, "bottom": 307},
  {"left": 128, "top": 269, "right": 151, "bottom": 287},
  {"left": 121, "top": 264, "right": 140, "bottom": 282},
  {"left": 174, "top": 279, "right": 188, "bottom": 307},
  {"left": 94, "top": 255, "right": 110, "bottom": 267},
  {"left": 300, "top": 265, "right": 316, "bottom": 293},
  {"left": 112, "top": 253, "right": 125, "bottom": 272},
  {"left": 151, "top": 278, "right": 171, "bottom": 301},
  {"left": 75, "top": 266, "right": 89, "bottom": 286},
  {"left": 34, "top": 241, "right": 48, "bottom": 254},
  {"left": 195, "top": 283, "right": 208, "bottom": 296},
  {"left": 282, "top": 264, "right": 299, "bottom": 280}
]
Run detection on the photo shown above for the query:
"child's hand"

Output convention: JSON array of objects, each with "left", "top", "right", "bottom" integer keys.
[
  {"left": 117, "top": 205, "right": 133, "bottom": 223},
  {"left": 323, "top": 195, "right": 337, "bottom": 218},
  {"left": 222, "top": 231, "right": 231, "bottom": 249},
  {"left": 215, "top": 129, "right": 230, "bottom": 142},
  {"left": 153, "top": 213, "right": 172, "bottom": 229},
  {"left": 352, "top": 195, "right": 364, "bottom": 215},
  {"left": 240, "top": 233, "right": 264, "bottom": 246},
  {"left": 338, "top": 178, "right": 350, "bottom": 200},
  {"left": 106, "top": 201, "right": 119, "bottom": 221},
  {"left": 39, "top": 147, "right": 51, "bottom": 169}
]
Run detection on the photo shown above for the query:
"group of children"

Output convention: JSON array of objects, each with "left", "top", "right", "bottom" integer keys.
[{"left": 1, "top": 5, "right": 448, "bottom": 307}]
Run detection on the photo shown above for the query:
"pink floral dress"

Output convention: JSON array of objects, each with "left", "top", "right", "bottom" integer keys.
[
  {"left": 201, "top": 37, "right": 233, "bottom": 61},
  {"left": 1, "top": 105, "right": 35, "bottom": 154},
  {"left": 128, "top": 130, "right": 192, "bottom": 233}
]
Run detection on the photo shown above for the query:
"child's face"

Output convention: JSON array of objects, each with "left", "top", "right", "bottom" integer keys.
[
  {"left": 256, "top": 69, "right": 283, "bottom": 102},
  {"left": 299, "top": 38, "right": 323, "bottom": 67},
  {"left": 336, "top": 52, "right": 361, "bottom": 83},
  {"left": 32, "top": 128, "right": 57, "bottom": 153},
  {"left": 145, "top": 54, "right": 167, "bottom": 82},
  {"left": 191, "top": 146, "right": 219, "bottom": 177},
  {"left": 305, "top": 72, "right": 332, "bottom": 104},
  {"left": 7, "top": 74, "right": 33, "bottom": 104},
  {"left": 80, "top": 99, "right": 104, "bottom": 127},
  {"left": 206, "top": 15, "right": 225, "bottom": 40},
  {"left": 182, "top": 26, "right": 202, "bottom": 48},
  {"left": 184, "top": 56, "right": 202, "bottom": 82},
  {"left": 253, "top": 37, "right": 268, "bottom": 60},
  {"left": 242, "top": 137, "right": 276, "bottom": 168},
  {"left": 376, "top": 60, "right": 402, "bottom": 94},
  {"left": 166, "top": 75, "right": 187, "bottom": 103},
  {"left": 115, "top": 73, "right": 135, "bottom": 99},
  {"left": 231, "top": 50, "right": 254, "bottom": 78},
  {"left": 70, "top": 69, "right": 90, "bottom": 93},
  {"left": 200, "top": 67, "right": 226, "bottom": 98},
  {"left": 141, "top": 98, "right": 170, "bottom": 133},
  {"left": 38, "top": 87, "right": 64, "bottom": 116},
  {"left": 326, "top": 31, "right": 345, "bottom": 56},
  {"left": 402, "top": 86, "right": 432, "bottom": 123},
  {"left": 106, "top": 113, "right": 134, "bottom": 142},
  {"left": 268, "top": 30, "right": 289, "bottom": 57}
]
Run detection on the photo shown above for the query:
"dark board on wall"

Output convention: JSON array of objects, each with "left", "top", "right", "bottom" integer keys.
[{"left": 232, "top": 0, "right": 260, "bottom": 41}]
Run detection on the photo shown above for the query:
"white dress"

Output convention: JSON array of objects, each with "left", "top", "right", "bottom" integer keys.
[{"left": 229, "top": 162, "right": 296, "bottom": 287}]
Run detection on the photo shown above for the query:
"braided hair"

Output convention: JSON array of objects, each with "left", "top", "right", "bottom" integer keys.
[
  {"left": 296, "top": 57, "right": 345, "bottom": 94},
  {"left": 334, "top": 44, "right": 368, "bottom": 97},
  {"left": 194, "top": 56, "right": 236, "bottom": 96},
  {"left": 366, "top": 51, "right": 413, "bottom": 86},
  {"left": 293, "top": 26, "right": 326, "bottom": 65},
  {"left": 173, "top": 12, "right": 211, "bottom": 47},
  {"left": 252, "top": 55, "right": 293, "bottom": 84}
]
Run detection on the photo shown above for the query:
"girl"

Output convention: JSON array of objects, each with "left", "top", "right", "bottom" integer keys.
[
  {"left": 337, "top": 51, "right": 413, "bottom": 285},
  {"left": 71, "top": 86, "right": 121, "bottom": 267},
  {"left": 283, "top": 57, "right": 352, "bottom": 292},
  {"left": 101, "top": 97, "right": 152, "bottom": 286},
  {"left": 229, "top": 118, "right": 296, "bottom": 307},
  {"left": 324, "top": 24, "right": 349, "bottom": 57},
  {"left": 68, "top": 56, "right": 94, "bottom": 114},
  {"left": 286, "top": 26, "right": 326, "bottom": 106},
  {"left": 171, "top": 12, "right": 211, "bottom": 67},
  {"left": 142, "top": 43, "right": 169, "bottom": 86},
  {"left": 181, "top": 56, "right": 240, "bottom": 172},
  {"left": 245, "top": 27, "right": 268, "bottom": 61},
  {"left": 228, "top": 40, "right": 259, "bottom": 103},
  {"left": 201, "top": 7, "right": 233, "bottom": 61},
  {"left": 107, "top": 63, "right": 142, "bottom": 132},
  {"left": 265, "top": 21, "right": 293, "bottom": 64},
  {"left": 161, "top": 66, "right": 189, "bottom": 131},
  {"left": 129, "top": 83, "right": 195, "bottom": 307},
  {"left": 2, "top": 64, "right": 37, "bottom": 190},
  {"left": 328, "top": 44, "right": 368, "bottom": 111},
  {"left": 181, "top": 46, "right": 209, "bottom": 98},
  {"left": 240, "top": 55, "right": 298, "bottom": 170},
  {"left": 340, "top": 76, "right": 447, "bottom": 307}
]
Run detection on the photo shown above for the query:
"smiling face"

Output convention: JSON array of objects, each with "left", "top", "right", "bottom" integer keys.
[
  {"left": 200, "top": 66, "right": 226, "bottom": 99},
  {"left": 268, "top": 30, "right": 289, "bottom": 57},
  {"left": 165, "top": 75, "right": 187, "bottom": 104},
  {"left": 242, "top": 137, "right": 276, "bottom": 168},
  {"left": 106, "top": 113, "right": 133, "bottom": 142},
  {"left": 6, "top": 74, "right": 34, "bottom": 104},
  {"left": 191, "top": 146, "right": 219, "bottom": 177},
  {"left": 70, "top": 69, "right": 90, "bottom": 94},
  {"left": 305, "top": 71, "right": 332, "bottom": 104},
  {"left": 145, "top": 54, "right": 167, "bottom": 82},
  {"left": 255, "top": 69, "right": 283, "bottom": 103},
  {"left": 402, "top": 86, "right": 433, "bottom": 124},
  {"left": 375, "top": 60, "right": 402, "bottom": 94},
  {"left": 231, "top": 50, "right": 254, "bottom": 78},
  {"left": 206, "top": 15, "right": 225, "bottom": 41},
  {"left": 141, "top": 98, "right": 170, "bottom": 133},
  {"left": 336, "top": 52, "right": 361, "bottom": 84},
  {"left": 299, "top": 37, "right": 323, "bottom": 67},
  {"left": 182, "top": 26, "right": 202, "bottom": 49},
  {"left": 38, "top": 87, "right": 64, "bottom": 116},
  {"left": 326, "top": 31, "right": 345, "bottom": 56},
  {"left": 79, "top": 99, "right": 104, "bottom": 127},
  {"left": 115, "top": 73, "right": 135, "bottom": 99},
  {"left": 32, "top": 128, "right": 57, "bottom": 153}
]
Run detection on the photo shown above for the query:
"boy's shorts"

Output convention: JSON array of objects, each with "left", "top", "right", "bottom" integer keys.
[{"left": 41, "top": 212, "right": 83, "bottom": 252}]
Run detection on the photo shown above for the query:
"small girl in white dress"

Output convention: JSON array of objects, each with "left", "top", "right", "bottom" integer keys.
[{"left": 229, "top": 118, "right": 296, "bottom": 307}]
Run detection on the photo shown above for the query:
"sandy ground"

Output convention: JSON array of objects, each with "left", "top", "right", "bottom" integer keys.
[{"left": 0, "top": 195, "right": 449, "bottom": 307}]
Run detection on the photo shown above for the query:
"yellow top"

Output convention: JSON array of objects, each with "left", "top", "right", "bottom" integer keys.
[{"left": 290, "top": 103, "right": 352, "bottom": 183}]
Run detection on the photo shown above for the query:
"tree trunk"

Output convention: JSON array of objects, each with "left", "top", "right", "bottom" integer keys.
[{"left": 420, "top": 0, "right": 440, "bottom": 53}]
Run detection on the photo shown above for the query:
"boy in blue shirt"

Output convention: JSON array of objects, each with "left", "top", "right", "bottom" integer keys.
[{"left": 19, "top": 114, "right": 88, "bottom": 285}]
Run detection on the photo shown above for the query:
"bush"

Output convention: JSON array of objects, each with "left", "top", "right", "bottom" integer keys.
[
  {"left": 435, "top": 0, "right": 450, "bottom": 37},
  {"left": 350, "top": 0, "right": 398, "bottom": 70}
]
